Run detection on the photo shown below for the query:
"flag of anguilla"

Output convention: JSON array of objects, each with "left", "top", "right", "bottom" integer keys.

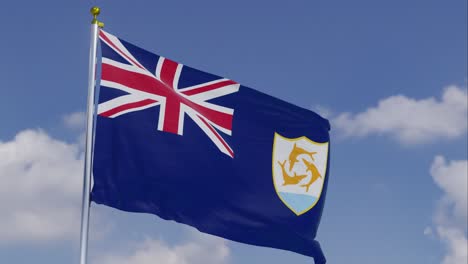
[{"left": 91, "top": 29, "right": 331, "bottom": 264}]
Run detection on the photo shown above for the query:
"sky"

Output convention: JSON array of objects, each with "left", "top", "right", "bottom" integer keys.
[{"left": 0, "top": 0, "right": 466, "bottom": 264}]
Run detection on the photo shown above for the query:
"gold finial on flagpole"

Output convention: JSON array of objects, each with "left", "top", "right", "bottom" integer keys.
[{"left": 90, "top": 6, "right": 104, "bottom": 28}]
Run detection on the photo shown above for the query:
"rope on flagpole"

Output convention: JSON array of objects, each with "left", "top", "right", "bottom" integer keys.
[{"left": 79, "top": 6, "right": 103, "bottom": 264}]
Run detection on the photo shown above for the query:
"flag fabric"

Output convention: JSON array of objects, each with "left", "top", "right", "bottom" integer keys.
[{"left": 91, "top": 29, "right": 331, "bottom": 264}]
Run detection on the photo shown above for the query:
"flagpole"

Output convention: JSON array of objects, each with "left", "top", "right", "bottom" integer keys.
[{"left": 79, "top": 7, "right": 103, "bottom": 264}]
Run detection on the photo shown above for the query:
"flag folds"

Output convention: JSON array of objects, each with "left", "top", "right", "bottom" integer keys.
[{"left": 92, "top": 29, "right": 330, "bottom": 264}]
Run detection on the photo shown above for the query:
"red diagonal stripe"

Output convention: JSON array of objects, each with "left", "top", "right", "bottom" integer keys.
[
  {"left": 181, "top": 80, "right": 237, "bottom": 96},
  {"left": 100, "top": 99, "right": 157, "bottom": 117}
]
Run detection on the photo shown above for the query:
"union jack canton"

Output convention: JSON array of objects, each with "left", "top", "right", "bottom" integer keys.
[{"left": 98, "top": 30, "right": 239, "bottom": 157}]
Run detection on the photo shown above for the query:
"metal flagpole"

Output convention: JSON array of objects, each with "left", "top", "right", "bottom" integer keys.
[{"left": 79, "top": 6, "right": 103, "bottom": 264}]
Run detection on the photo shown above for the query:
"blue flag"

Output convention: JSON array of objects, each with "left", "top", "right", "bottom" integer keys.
[{"left": 92, "top": 30, "right": 331, "bottom": 264}]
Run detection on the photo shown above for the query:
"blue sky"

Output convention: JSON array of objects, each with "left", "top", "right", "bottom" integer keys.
[{"left": 0, "top": 1, "right": 466, "bottom": 264}]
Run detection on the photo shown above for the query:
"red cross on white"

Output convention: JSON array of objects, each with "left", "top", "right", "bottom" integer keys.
[{"left": 97, "top": 30, "right": 240, "bottom": 158}]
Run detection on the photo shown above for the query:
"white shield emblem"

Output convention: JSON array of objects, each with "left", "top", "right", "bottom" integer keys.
[{"left": 272, "top": 132, "right": 329, "bottom": 216}]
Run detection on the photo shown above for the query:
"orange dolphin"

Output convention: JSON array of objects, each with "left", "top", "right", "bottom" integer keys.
[
  {"left": 288, "top": 143, "right": 317, "bottom": 171},
  {"left": 301, "top": 158, "right": 322, "bottom": 192}
]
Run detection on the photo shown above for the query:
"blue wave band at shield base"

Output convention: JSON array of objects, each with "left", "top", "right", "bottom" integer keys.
[{"left": 278, "top": 192, "right": 318, "bottom": 213}]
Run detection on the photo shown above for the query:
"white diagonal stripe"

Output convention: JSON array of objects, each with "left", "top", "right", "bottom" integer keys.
[
  {"left": 184, "top": 106, "right": 233, "bottom": 157},
  {"left": 100, "top": 30, "right": 145, "bottom": 70}
]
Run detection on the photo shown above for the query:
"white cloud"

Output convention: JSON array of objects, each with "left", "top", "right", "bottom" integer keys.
[
  {"left": 333, "top": 85, "right": 467, "bottom": 144},
  {"left": 0, "top": 129, "right": 83, "bottom": 242},
  {"left": 63, "top": 111, "right": 86, "bottom": 130},
  {"left": 436, "top": 226, "right": 468, "bottom": 264},
  {"left": 94, "top": 232, "right": 230, "bottom": 264},
  {"left": 431, "top": 156, "right": 468, "bottom": 222},
  {"left": 430, "top": 156, "right": 468, "bottom": 264},
  {"left": 63, "top": 111, "right": 87, "bottom": 147}
]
